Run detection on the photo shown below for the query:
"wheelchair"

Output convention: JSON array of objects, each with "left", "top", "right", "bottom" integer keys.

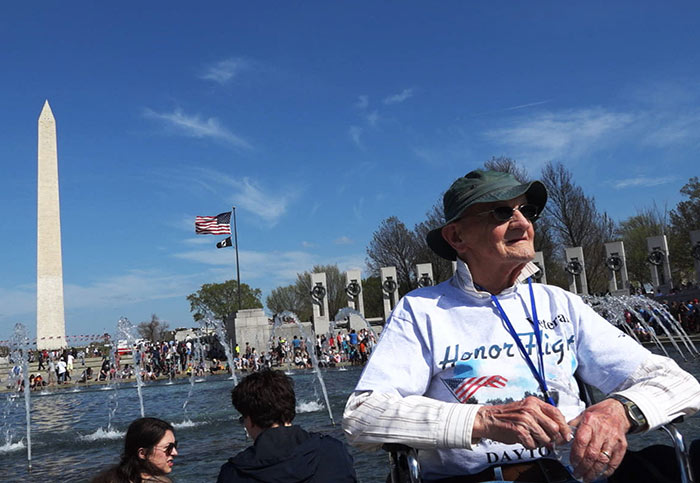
[{"left": 384, "top": 377, "right": 695, "bottom": 483}]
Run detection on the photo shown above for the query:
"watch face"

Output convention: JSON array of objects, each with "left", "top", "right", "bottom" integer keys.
[{"left": 626, "top": 401, "right": 646, "bottom": 425}]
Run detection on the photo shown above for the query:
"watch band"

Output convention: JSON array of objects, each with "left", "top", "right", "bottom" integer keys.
[{"left": 609, "top": 394, "right": 648, "bottom": 433}]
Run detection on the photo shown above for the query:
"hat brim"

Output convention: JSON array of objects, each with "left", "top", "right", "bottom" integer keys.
[{"left": 426, "top": 180, "right": 547, "bottom": 261}]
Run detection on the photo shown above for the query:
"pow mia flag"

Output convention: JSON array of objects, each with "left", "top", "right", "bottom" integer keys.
[{"left": 216, "top": 237, "right": 233, "bottom": 249}]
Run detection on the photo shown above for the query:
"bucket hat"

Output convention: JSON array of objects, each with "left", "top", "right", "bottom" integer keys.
[{"left": 426, "top": 170, "right": 547, "bottom": 260}]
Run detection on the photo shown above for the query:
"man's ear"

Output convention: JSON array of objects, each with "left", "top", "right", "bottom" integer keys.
[
  {"left": 137, "top": 447, "right": 147, "bottom": 460},
  {"left": 441, "top": 223, "right": 465, "bottom": 253}
]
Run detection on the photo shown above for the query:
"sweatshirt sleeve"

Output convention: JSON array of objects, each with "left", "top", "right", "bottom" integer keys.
[
  {"left": 610, "top": 353, "right": 700, "bottom": 431},
  {"left": 342, "top": 390, "right": 482, "bottom": 450}
]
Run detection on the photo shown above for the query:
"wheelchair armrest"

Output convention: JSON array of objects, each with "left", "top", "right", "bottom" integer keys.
[
  {"left": 658, "top": 422, "right": 694, "bottom": 483},
  {"left": 383, "top": 443, "right": 422, "bottom": 483}
]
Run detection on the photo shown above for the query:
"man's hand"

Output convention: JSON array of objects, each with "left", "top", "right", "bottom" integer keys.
[
  {"left": 473, "top": 396, "right": 571, "bottom": 449},
  {"left": 568, "top": 398, "right": 631, "bottom": 482}
]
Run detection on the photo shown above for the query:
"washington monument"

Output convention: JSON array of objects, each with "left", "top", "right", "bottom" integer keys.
[{"left": 37, "top": 100, "right": 67, "bottom": 350}]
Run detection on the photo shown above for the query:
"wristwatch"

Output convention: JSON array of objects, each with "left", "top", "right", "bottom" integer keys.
[{"left": 609, "top": 394, "right": 648, "bottom": 433}]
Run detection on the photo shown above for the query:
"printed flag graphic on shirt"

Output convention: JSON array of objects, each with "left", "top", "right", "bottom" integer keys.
[
  {"left": 195, "top": 212, "right": 231, "bottom": 235},
  {"left": 442, "top": 375, "right": 508, "bottom": 403},
  {"left": 216, "top": 237, "right": 233, "bottom": 249}
]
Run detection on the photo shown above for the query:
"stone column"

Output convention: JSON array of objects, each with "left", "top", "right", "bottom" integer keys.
[
  {"left": 345, "top": 269, "right": 364, "bottom": 316},
  {"left": 37, "top": 101, "right": 67, "bottom": 350},
  {"left": 532, "top": 251, "right": 547, "bottom": 284},
  {"left": 234, "top": 308, "right": 270, "bottom": 355},
  {"left": 690, "top": 230, "right": 700, "bottom": 284},
  {"left": 564, "top": 247, "right": 588, "bottom": 295},
  {"left": 416, "top": 263, "right": 434, "bottom": 288},
  {"left": 380, "top": 266, "right": 399, "bottom": 321},
  {"left": 646, "top": 235, "right": 672, "bottom": 294},
  {"left": 310, "top": 272, "right": 329, "bottom": 334},
  {"left": 605, "top": 241, "right": 629, "bottom": 295}
]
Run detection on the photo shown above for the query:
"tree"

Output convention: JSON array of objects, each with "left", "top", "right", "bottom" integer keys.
[
  {"left": 540, "top": 162, "right": 615, "bottom": 293},
  {"left": 187, "top": 280, "right": 263, "bottom": 323},
  {"left": 137, "top": 314, "right": 170, "bottom": 343},
  {"left": 616, "top": 208, "right": 666, "bottom": 290},
  {"left": 484, "top": 156, "right": 530, "bottom": 183},
  {"left": 669, "top": 177, "right": 700, "bottom": 284},
  {"left": 266, "top": 284, "right": 307, "bottom": 320},
  {"left": 366, "top": 216, "right": 419, "bottom": 293}
]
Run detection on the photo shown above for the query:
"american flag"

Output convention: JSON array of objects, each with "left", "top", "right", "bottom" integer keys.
[
  {"left": 195, "top": 212, "right": 232, "bottom": 235},
  {"left": 454, "top": 375, "right": 507, "bottom": 403}
]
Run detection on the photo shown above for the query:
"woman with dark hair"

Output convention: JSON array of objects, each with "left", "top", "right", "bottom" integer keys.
[{"left": 93, "top": 417, "right": 178, "bottom": 483}]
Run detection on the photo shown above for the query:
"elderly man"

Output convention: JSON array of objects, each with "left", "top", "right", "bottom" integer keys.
[{"left": 343, "top": 170, "right": 700, "bottom": 482}]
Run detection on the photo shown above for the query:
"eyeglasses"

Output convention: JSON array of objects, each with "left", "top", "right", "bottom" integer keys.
[
  {"left": 472, "top": 203, "right": 540, "bottom": 223},
  {"left": 238, "top": 415, "right": 245, "bottom": 425},
  {"left": 156, "top": 441, "right": 178, "bottom": 456}
]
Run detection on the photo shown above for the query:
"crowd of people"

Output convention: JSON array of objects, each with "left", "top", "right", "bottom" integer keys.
[
  {"left": 235, "top": 328, "right": 377, "bottom": 372},
  {"left": 2, "top": 327, "right": 378, "bottom": 394}
]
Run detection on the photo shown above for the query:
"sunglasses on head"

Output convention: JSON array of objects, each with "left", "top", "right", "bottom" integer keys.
[{"left": 472, "top": 203, "right": 540, "bottom": 223}]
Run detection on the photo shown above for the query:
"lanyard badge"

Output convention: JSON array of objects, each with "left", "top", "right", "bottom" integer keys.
[{"left": 488, "top": 278, "right": 556, "bottom": 406}]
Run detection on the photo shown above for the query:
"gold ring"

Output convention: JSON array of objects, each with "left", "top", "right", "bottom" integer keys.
[{"left": 601, "top": 450, "right": 612, "bottom": 459}]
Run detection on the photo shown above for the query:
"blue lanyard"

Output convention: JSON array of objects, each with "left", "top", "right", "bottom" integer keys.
[{"left": 485, "top": 278, "right": 555, "bottom": 406}]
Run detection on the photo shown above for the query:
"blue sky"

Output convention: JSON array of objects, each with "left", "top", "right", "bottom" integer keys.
[{"left": 1, "top": 2, "right": 699, "bottom": 342}]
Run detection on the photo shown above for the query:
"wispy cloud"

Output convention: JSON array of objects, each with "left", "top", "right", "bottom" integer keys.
[
  {"left": 501, "top": 100, "right": 552, "bottom": 112},
  {"left": 301, "top": 241, "right": 316, "bottom": 248},
  {"left": 484, "top": 108, "right": 635, "bottom": 165},
  {"left": 334, "top": 236, "right": 353, "bottom": 245},
  {"left": 0, "top": 271, "right": 200, "bottom": 326},
  {"left": 366, "top": 110, "right": 380, "bottom": 127},
  {"left": 355, "top": 95, "right": 369, "bottom": 109},
  {"left": 197, "top": 168, "right": 295, "bottom": 225},
  {"left": 349, "top": 125, "right": 363, "bottom": 148},
  {"left": 642, "top": 113, "right": 700, "bottom": 148},
  {"left": 612, "top": 176, "right": 678, "bottom": 189},
  {"left": 199, "top": 57, "right": 250, "bottom": 85},
  {"left": 64, "top": 270, "right": 200, "bottom": 309},
  {"left": 143, "top": 108, "right": 252, "bottom": 149},
  {"left": 383, "top": 88, "right": 415, "bottom": 105}
]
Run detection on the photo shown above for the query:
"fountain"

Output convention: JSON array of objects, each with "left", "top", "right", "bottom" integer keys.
[
  {"left": 205, "top": 316, "right": 238, "bottom": 384},
  {"left": 272, "top": 311, "right": 335, "bottom": 426},
  {"left": 3, "top": 323, "right": 32, "bottom": 469},
  {"left": 584, "top": 294, "right": 699, "bottom": 360},
  {"left": 182, "top": 331, "right": 206, "bottom": 422},
  {"left": 116, "top": 317, "right": 145, "bottom": 417},
  {"left": 332, "top": 307, "right": 378, "bottom": 341}
]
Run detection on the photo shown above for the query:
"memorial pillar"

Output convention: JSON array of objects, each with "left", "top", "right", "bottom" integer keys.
[
  {"left": 646, "top": 235, "right": 672, "bottom": 294},
  {"left": 345, "top": 269, "right": 364, "bottom": 316},
  {"left": 310, "top": 272, "right": 329, "bottom": 334},
  {"left": 416, "top": 263, "right": 434, "bottom": 288},
  {"left": 532, "top": 251, "right": 547, "bottom": 284},
  {"left": 605, "top": 241, "right": 629, "bottom": 295},
  {"left": 564, "top": 247, "right": 588, "bottom": 295},
  {"left": 380, "top": 266, "right": 399, "bottom": 321}
]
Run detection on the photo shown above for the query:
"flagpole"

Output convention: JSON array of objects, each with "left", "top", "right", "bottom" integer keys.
[{"left": 232, "top": 207, "right": 241, "bottom": 350}]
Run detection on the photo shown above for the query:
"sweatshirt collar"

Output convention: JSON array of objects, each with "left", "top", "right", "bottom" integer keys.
[{"left": 451, "top": 258, "right": 520, "bottom": 298}]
